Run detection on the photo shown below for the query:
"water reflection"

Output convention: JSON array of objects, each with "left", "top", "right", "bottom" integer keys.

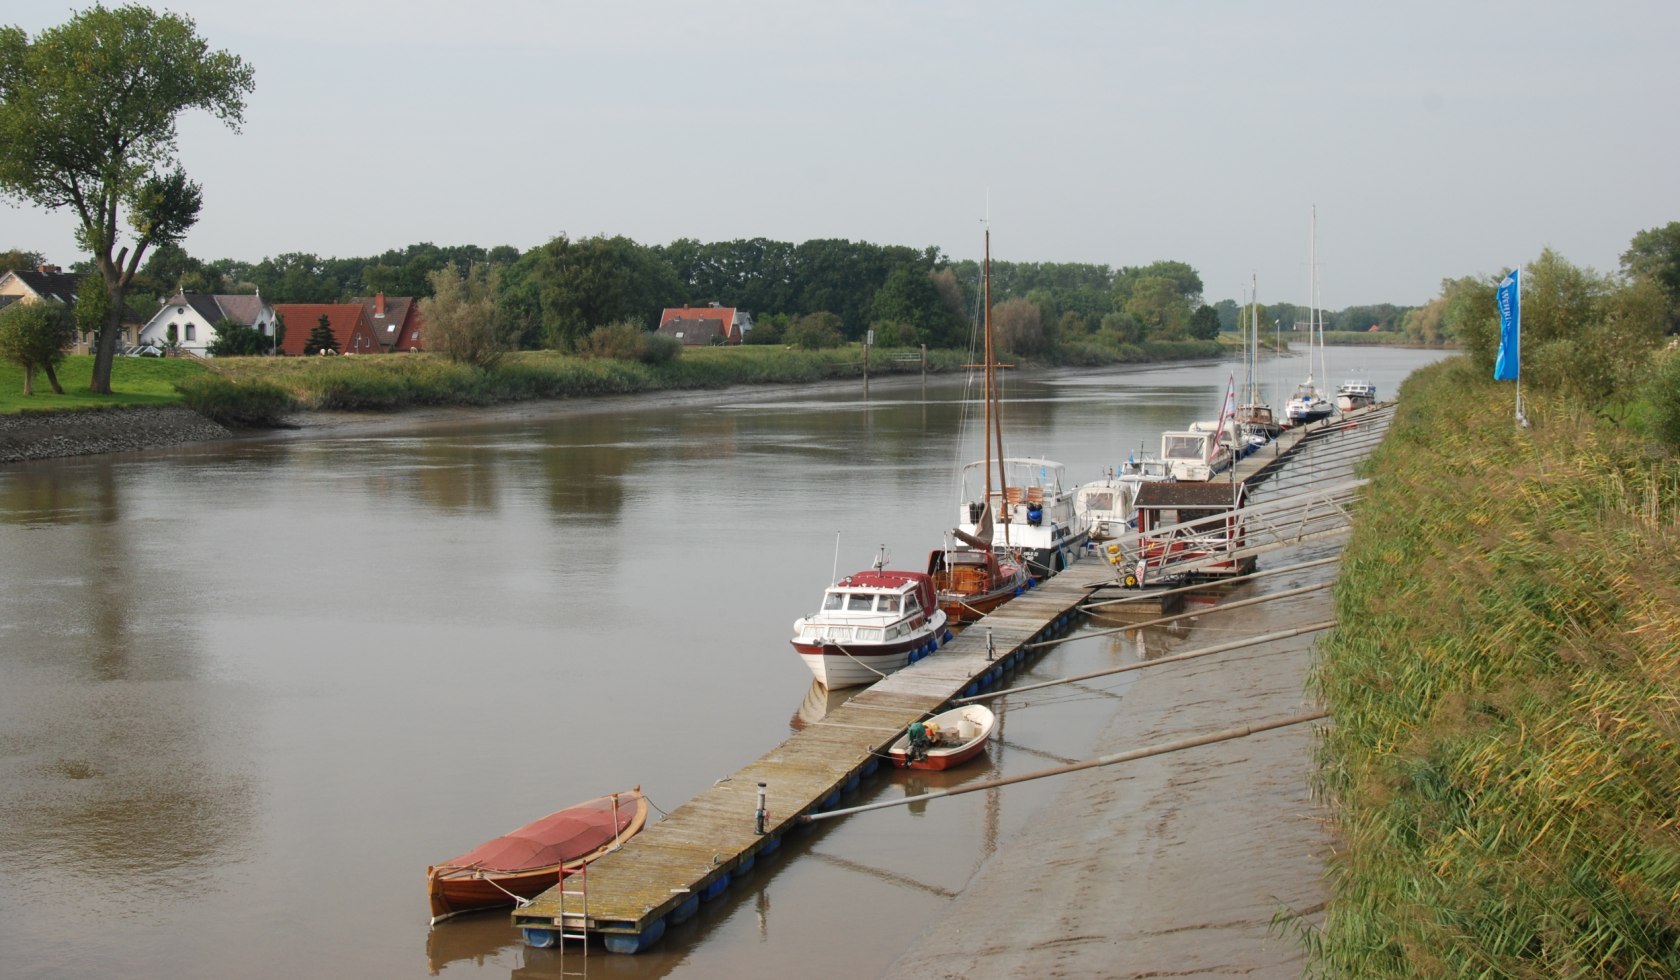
[
  {"left": 424, "top": 915, "right": 522, "bottom": 975},
  {"left": 789, "top": 680, "right": 854, "bottom": 731}
]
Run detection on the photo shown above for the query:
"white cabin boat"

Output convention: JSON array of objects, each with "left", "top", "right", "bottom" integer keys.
[
  {"left": 790, "top": 559, "right": 951, "bottom": 689},
  {"left": 1335, "top": 380, "right": 1377, "bottom": 412},
  {"left": 957, "top": 457, "right": 1090, "bottom": 577},
  {"left": 1160, "top": 429, "right": 1233, "bottom": 482},
  {"left": 1075, "top": 453, "right": 1174, "bottom": 542}
]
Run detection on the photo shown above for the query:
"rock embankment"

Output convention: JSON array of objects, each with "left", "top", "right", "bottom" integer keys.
[{"left": 0, "top": 406, "right": 234, "bottom": 464}]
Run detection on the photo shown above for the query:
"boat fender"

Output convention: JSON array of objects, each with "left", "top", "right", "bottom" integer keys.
[{"left": 943, "top": 629, "right": 953, "bottom": 643}]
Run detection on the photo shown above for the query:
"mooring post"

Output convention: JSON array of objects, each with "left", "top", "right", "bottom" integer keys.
[
  {"left": 755, "top": 782, "right": 767, "bottom": 835},
  {"left": 986, "top": 627, "right": 996, "bottom": 661}
]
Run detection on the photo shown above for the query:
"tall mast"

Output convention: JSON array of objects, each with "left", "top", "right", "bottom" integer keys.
[
  {"left": 1308, "top": 205, "right": 1318, "bottom": 388},
  {"left": 982, "top": 225, "right": 992, "bottom": 503},
  {"left": 983, "top": 225, "right": 1009, "bottom": 526}
]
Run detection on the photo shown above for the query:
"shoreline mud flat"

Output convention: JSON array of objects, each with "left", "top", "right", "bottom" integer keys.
[
  {"left": 0, "top": 373, "right": 950, "bottom": 465},
  {"left": 885, "top": 564, "right": 1335, "bottom": 978}
]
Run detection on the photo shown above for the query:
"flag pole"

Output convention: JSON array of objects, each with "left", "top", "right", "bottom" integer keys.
[{"left": 1493, "top": 268, "right": 1528, "bottom": 428}]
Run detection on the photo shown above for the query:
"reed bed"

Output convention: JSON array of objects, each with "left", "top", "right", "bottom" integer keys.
[{"left": 1305, "top": 357, "right": 1680, "bottom": 976}]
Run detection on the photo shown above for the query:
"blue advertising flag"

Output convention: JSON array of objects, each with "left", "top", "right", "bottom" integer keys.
[{"left": 1493, "top": 269, "right": 1520, "bottom": 380}]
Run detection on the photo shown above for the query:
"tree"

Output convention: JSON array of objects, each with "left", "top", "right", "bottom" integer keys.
[
  {"left": 1440, "top": 274, "right": 1501, "bottom": 374},
  {"left": 1621, "top": 222, "right": 1680, "bottom": 334},
  {"left": 1113, "top": 260, "right": 1203, "bottom": 310},
  {"left": 0, "top": 300, "right": 76, "bottom": 393},
  {"left": 991, "top": 297, "right": 1046, "bottom": 356},
  {"left": 532, "top": 235, "right": 680, "bottom": 349},
  {"left": 1125, "top": 276, "right": 1193, "bottom": 339},
  {"left": 1188, "top": 304, "right": 1221, "bottom": 341},
  {"left": 870, "top": 265, "right": 963, "bottom": 347},
  {"left": 0, "top": 248, "right": 43, "bottom": 273},
  {"left": 420, "top": 262, "right": 506, "bottom": 368},
  {"left": 785, "top": 311, "right": 844, "bottom": 349},
  {"left": 303, "top": 315, "right": 339, "bottom": 356},
  {"left": 205, "top": 316, "right": 268, "bottom": 356},
  {"left": 0, "top": 5, "right": 254, "bottom": 394}
]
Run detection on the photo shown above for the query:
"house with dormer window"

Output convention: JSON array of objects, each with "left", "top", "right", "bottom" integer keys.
[
  {"left": 138, "top": 294, "right": 279, "bottom": 357},
  {"left": 269, "top": 303, "right": 381, "bottom": 356},
  {"left": 352, "top": 292, "right": 425, "bottom": 352},
  {"left": 0, "top": 265, "right": 143, "bottom": 352},
  {"left": 656, "top": 305, "right": 753, "bottom": 346}
]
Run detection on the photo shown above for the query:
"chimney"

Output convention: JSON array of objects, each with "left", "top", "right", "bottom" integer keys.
[
  {"left": 37, "top": 264, "right": 61, "bottom": 275},
  {"left": 375, "top": 292, "right": 386, "bottom": 316}
]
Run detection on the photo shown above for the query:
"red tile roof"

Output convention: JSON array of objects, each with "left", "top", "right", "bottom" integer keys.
[{"left": 271, "top": 304, "right": 381, "bottom": 356}]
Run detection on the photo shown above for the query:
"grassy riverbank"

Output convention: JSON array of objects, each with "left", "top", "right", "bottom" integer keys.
[
  {"left": 2, "top": 339, "right": 1230, "bottom": 423},
  {"left": 1307, "top": 357, "right": 1680, "bottom": 975}
]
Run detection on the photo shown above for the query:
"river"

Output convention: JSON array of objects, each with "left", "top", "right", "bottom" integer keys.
[{"left": 0, "top": 347, "right": 1449, "bottom": 979}]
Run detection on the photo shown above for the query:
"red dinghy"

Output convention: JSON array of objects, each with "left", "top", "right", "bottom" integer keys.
[{"left": 427, "top": 788, "right": 647, "bottom": 924}]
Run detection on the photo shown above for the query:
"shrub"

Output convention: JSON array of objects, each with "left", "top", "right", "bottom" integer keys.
[
  {"left": 1648, "top": 348, "right": 1680, "bottom": 448},
  {"left": 640, "top": 332, "right": 682, "bottom": 365},
  {"left": 577, "top": 321, "right": 652, "bottom": 360},
  {"left": 174, "top": 374, "right": 297, "bottom": 427},
  {"left": 785, "top": 312, "right": 844, "bottom": 350}
]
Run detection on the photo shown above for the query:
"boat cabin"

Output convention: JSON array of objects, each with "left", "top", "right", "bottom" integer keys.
[
  {"left": 1159, "top": 430, "right": 1230, "bottom": 482},
  {"left": 1129, "top": 481, "right": 1255, "bottom": 583},
  {"left": 802, "top": 570, "right": 935, "bottom": 640}
]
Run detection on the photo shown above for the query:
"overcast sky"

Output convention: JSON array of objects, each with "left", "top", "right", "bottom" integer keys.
[{"left": 5, "top": 1, "right": 1677, "bottom": 309}]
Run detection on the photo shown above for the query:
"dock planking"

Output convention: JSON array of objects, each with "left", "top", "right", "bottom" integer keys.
[
  {"left": 511, "top": 408, "right": 1367, "bottom": 952},
  {"left": 512, "top": 578, "right": 1095, "bottom": 951}
]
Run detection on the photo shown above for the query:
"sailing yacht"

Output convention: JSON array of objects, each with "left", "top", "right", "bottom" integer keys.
[
  {"left": 1234, "top": 274, "right": 1281, "bottom": 441},
  {"left": 1285, "top": 207, "right": 1334, "bottom": 425}
]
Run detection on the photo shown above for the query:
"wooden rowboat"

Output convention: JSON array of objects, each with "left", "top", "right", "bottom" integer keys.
[
  {"left": 427, "top": 788, "right": 647, "bottom": 924},
  {"left": 887, "top": 705, "right": 996, "bottom": 771}
]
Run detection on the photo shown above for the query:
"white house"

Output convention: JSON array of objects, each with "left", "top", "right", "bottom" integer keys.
[{"left": 138, "top": 294, "right": 279, "bottom": 357}]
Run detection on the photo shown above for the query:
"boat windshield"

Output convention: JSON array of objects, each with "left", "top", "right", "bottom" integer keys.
[
  {"left": 878, "top": 594, "right": 900, "bottom": 613},
  {"left": 1163, "top": 434, "right": 1205, "bottom": 460},
  {"left": 822, "top": 592, "right": 844, "bottom": 611},
  {"left": 847, "top": 593, "right": 874, "bottom": 612}
]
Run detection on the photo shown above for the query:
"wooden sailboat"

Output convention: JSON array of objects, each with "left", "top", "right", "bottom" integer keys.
[
  {"left": 932, "top": 224, "right": 1034, "bottom": 616},
  {"left": 1234, "top": 274, "right": 1281, "bottom": 441},
  {"left": 953, "top": 225, "right": 1090, "bottom": 578}
]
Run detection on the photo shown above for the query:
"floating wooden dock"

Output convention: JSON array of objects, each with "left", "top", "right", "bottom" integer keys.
[{"left": 510, "top": 407, "right": 1380, "bottom": 953}]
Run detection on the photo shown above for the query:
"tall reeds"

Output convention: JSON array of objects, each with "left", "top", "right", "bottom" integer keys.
[{"left": 1306, "top": 357, "right": 1680, "bottom": 976}]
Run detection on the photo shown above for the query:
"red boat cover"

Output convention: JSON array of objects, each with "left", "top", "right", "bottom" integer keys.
[
  {"left": 440, "top": 794, "right": 637, "bottom": 874},
  {"left": 836, "top": 570, "right": 936, "bottom": 617}
]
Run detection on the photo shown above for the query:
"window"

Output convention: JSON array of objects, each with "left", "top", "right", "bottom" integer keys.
[
  {"left": 823, "top": 593, "right": 844, "bottom": 611},
  {"left": 847, "top": 594, "right": 873, "bottom": 612},
  {"left": 185, "top": 325, "right": 196, "bottom": 341},
  {"left": 879, "top": 594, "right": 900, "bottom": 613}
]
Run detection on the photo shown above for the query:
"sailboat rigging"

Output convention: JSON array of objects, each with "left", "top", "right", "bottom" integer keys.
[
  {"left": 1285, "top": 206, "right": 1334, "bottom": 425},
  {"left": 951, "top": 225, "right": 1090, "bottom": 580}
]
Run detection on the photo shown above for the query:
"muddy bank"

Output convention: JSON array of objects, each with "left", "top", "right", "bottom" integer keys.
[
  {"left": 0, "top": 375, "right": 934, "bottom": 465},
  {"left": 884, "top": 556, "right": 1337, "bottom": 979},
  {"left": 0, "top": 406, "right": 235, "bottom": 464}
]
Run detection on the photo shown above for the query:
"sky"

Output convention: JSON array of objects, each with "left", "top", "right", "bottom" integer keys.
[{"left": 4, "top": 0, "right": 1678, "bottom": 309}]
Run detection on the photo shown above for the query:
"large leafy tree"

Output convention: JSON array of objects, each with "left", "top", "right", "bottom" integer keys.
[
  {"left": 0, "top": 5, "right": 254, "bottom": 393},
  {"left": 869, "top": 265, "right": 963, "bottom": 348},
  {"left": 533, "top": 234, "right": 680, "bottom": 349},
  {"left": 1620, "top": 222, "right": 1680, "bottom": 335}
]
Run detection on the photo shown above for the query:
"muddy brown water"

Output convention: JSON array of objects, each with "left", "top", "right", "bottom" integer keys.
[{"left": 0, "top": 350, "right": 1447, "bottom": 978}]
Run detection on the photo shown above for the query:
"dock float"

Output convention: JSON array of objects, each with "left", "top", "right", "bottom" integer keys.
[
  {"left": 511, "top": 585, "right": 1093, "bottom": 952},
  {"left": 511, "top": 406, "right": 1383, "bottom": 953}
]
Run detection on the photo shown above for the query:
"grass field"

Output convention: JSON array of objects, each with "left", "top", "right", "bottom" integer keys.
[{"left": 0, "top": 355, "right": 210, "bottom": 415}]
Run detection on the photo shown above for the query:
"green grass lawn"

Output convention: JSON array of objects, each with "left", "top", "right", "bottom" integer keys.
[{"left": 0, "top": 355, "right": 208, "bottom": 415}]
